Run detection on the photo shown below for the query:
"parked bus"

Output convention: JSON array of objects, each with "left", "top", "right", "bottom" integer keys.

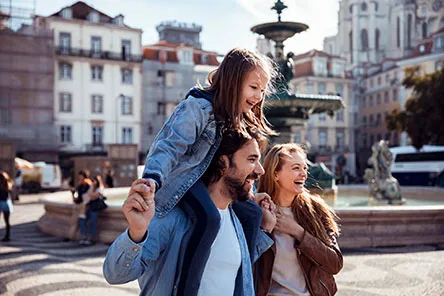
[{"left": 390, "top": 146, "right": 444, "bottom": 186}]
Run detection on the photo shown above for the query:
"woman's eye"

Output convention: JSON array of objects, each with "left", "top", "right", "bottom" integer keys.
[{"left": 251, "top": 86, "right": 257, "bottom": 89}]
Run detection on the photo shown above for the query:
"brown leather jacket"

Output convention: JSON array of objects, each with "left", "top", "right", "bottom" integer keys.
[{"left": 255, "top": 228, "right": 343, "bottom": 296}]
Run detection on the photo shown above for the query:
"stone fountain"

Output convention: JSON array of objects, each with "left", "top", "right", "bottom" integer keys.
[{"left": 251, "top": 0, "right": 341, "bottom": 200}]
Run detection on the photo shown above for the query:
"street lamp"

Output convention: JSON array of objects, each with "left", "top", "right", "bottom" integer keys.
[{"left": 116, "top": 94, "right": 125, "bottom": 144}]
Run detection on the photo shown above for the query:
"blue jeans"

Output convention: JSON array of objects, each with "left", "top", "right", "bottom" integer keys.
[{"left": 79, "top": 209, "right": 98, "bottom": 239}]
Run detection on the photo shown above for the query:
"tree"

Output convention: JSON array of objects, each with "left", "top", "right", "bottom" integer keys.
[{"left": 386, "top": 66, "right": 444, "bottom": 149}]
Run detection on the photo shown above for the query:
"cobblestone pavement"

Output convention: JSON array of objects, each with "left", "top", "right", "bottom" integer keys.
[{"left": 1, "top": 194, "right": 443, "bottom": 296}]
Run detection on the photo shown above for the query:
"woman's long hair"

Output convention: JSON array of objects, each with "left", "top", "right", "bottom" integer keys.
[
  {"left": 0, "top": 171, "right": 13, "bottom": 192},
  {"left": 257, "top": 144, "right": 340, "bottom": 246},
  {"left": 203, "top": 48, "right": 278, "bottom": 136}
]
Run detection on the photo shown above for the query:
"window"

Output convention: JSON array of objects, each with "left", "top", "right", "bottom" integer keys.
[
  {"left": 91, "top": 95, "right": 103, "bottom": 113},
  {"left": 422, "top": 22, "right": 428, "bottom": 39},
  {"left": 0, "top": 108, "right": 12, "bottom": 125},
  {"left": 122, "top": 127, "right": 133, "bottom": 144},
  {"left": 336, "top": 109, "right": 344, "bottom": 122},
  {"left": 397, "top": 17, "right": 401, "bottom": 48},
  {"left": 435, "top": 36, "right": 444, "bottom": 51},
  {"left": 88, "top": 11, "right": 99, "bottom": 23},
  {"left": 59, "top": 63, "right": 72, "bottom": 80},
  {"left": 370, "top": 78, "right": 374, "bottom": 88},
  {"left": 165, "top": 71, "right": 176, "bottom": 87},
  {"left": 369, "top": 114, "right": 374, "bottom": 126},
  {"left": 407, "top": 14, "right": 412, "bottom": 48},
  {"left": 332, "top": 62, "right": 343, "bottom": 76},
  {"left": 349, "top": 31, "right": 353, "bottom": 62},
  {"left": 91, "top": 36, "right": 102, "bottom": 55},
  {"left": 293, "top": 132, "right": 301, "bottom": 144},
  {"left": 384, "top": 91, "right": 389, "bottom": 103},
  {"left": 317, "top": 82, "right": 326, "bottom": 95},
  {"left": 61, "top": 8, "right": 72, "bottom": 19},
  {"left": 315, "top": 61, "right": 327, "bottom": 75},
  {"left": 91, "top": 66, "right": 103, "bottom": 81},
  {"left": 92, "top": 126, "right": 103, "bottom": 145},
  {"left": 377, "top": 76, "right": 381, "bottom": 86},
  {"left": 319, "top": 131, "right": 327, "bottom": 147},
  {"left": 121, "top": 39, "right": 132, "bottom": 60},
  {"left": 369, "top": 134, "right": 374, "bottom": 145},
  {"left": 336, "top": 131, "right": 345, "bottom": 148},
  {"left": 393, "top": 88, "right": 398, "bottom": 101},
  {"left": 121, "top": 96, "right": 133, "bottom": 115},
  {"left": 59, "top": 93, "right": 72, "bottom": 112},
  {"left": 319, "top": 113, "right": 326, "bottom": 121},
  {"left": 157, "top": 102, "right": 166, "bottom": 115},
  {"left": 121, "top": 68, "right": 133, "bottom": 84},
  {"left": 385, "top": 74, "right": 390, "bottom": 84},
  {"left": 361, "top": 29, "right": 368, "bottom": 51},
  {"left": 375, "top": 29, "right": 380, "bottom": 50},
  {"left": 363, "top": 133, "right": 368, "bottom": 148},
  {"left": 393, "top": 132, "right": 399, "bottom": 145},
  {"left": 369, "top": 95, "right": 374, "bottom": 107},
  {"left": 376, "top": 93, "right": 381, "bottom": 105},
  {"left": 376, "top": 113, "right": 381, "bottom": 126},
  {"left": 306, "top": 83, "right": 314, "bottom": 94},
  {"left": 60, "top": 125, "right": 72, "bottom": 143},
  {"left": 201, "top": 54, "right": 208, "bottom": 64},
  {"left": 335, "top": 83, "right": 343, "bottom": 96},
  {"left": 362, "top": 116, "right": 367, "bottom": 127},
  {"left": 362, "top": 96, "right": 367, "bottom": 108},
  {"left": 59, "top": 32, "right": 71, "bottom": 51}
]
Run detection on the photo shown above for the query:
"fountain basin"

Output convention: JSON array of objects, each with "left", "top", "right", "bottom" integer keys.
[
  {"left": 251, "top": 22, "right": 309, "bottom": 42},
  {"left": 38, "top": 186, "right": 444, "bottom": 248}
]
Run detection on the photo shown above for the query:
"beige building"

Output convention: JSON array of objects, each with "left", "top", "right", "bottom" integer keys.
[
  {"left": 34, "top": 1, "right": 143, "bottom": 154},
  {"left": 291, "top": 50, "right": 356, "bottom": 177}
]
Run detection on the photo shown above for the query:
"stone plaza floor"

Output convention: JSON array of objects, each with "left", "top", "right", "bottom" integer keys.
[{"left": 0, "top": 194, "right": 443, "bottom": 296}]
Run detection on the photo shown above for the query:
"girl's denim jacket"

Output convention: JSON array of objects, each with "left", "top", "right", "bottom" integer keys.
[{"left": 143, "top": 87, "right": 223, "bottom": 218}]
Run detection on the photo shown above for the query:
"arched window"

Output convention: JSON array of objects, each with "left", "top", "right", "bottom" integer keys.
[
  {"left": 407, "top": 14, "right": 412, "bottom": 48},
  {"left": 422, "top": 22, "right": 428, "bottom": 39},
  {"left": 397, "top": 17, "right": 401, "bottom": 48},
  {"left": 375, "top": 29, "right": 380, "bottom": 50},
  {"left": 361, "top": 29, "right": 369, "bottom": 51}
]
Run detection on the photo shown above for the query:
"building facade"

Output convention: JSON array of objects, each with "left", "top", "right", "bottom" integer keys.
[
  {"left": 0, "top": 23, "right": 57, "bottom": 163},
  {"left": 324, "top": 0, "right": 444, "bottom": 66},
  {"left": 141, "top": 22, "right": 219, "bottom": 153},
  {"left": 291, "top": 50, "right": 357, "bottom": 178},
  {"left": 34, "top": 1, "right": 143, "bottom": 155}
]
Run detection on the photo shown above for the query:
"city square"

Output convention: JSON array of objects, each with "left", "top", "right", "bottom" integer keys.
[{"left": 1, "top": 0, "right": 444, "bottom": 295}]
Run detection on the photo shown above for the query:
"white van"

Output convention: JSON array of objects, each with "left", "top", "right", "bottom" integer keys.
[{"left": 21, "top": 162, "right": 62, "bottom": 193}]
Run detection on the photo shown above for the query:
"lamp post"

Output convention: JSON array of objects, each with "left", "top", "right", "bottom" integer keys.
[{"left": 116, "top": 94, "right": 125, "bottom": 144}]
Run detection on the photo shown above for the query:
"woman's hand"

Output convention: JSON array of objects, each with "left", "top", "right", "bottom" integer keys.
[
  {"left": 254, "top": 193, "right": 276, "bottom": 233},
  {"left": 275, "top": 210, "right": 305, "bottom": 241}
]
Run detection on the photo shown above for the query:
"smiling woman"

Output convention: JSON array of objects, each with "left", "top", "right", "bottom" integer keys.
[{"left": 256, "top": 143, "right": 343, "bottom": 296}]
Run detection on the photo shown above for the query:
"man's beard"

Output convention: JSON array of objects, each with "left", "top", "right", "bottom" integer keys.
[{"left": 223, "top": 173, "right": 259, "bottom": 202}]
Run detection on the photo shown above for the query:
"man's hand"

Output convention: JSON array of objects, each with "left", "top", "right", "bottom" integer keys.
[
  {"left": 122, "top": 179, "right": 156, "bottom": 243},
  {"left": 254, "top": 193, "right": 276, "bottom": 233}
]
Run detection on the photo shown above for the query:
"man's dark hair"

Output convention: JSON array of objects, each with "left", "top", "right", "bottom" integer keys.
[
  {"left": 78, "top": 169, "right": 89, "bottom": 179},
  {"left": 201, "top": 127, "right": 267, "bottom": 186}
]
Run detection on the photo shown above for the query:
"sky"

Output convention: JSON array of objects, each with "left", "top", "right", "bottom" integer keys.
[{"left": 35, "top": 0, "right": 340, "bottom": 55}]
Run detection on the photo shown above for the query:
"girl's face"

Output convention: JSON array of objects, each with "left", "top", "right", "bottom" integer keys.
[
  {"left": 240, "top": 68, "right": 269, "bottom": 114},
  {"left": 275, "top": 151, "right": 308, "bottom": 197}
]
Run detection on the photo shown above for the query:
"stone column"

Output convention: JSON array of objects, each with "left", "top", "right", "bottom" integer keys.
[{"left": 369, "top": 2, "right": 376, "bottom": 63}]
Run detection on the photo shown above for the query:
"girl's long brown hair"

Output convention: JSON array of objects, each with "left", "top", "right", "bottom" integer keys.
[
  {"left": 257, "top": 144, "right": 340, "bottom": 246},
  {"left": 203, "top": 48, "right": 278, "bottom": 136}
]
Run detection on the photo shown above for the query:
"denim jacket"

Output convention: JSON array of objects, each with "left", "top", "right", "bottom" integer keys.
[
  {"left": 103, "top": 205, "right": 274, "bottom": 296},
  {"left": 143, "top": 88, "right": 223, "bottom": 218}
]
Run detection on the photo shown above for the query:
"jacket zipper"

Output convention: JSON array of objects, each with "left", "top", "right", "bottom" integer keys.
[{"left": 320, "top": 279, "right": 331, "bottom": 296}]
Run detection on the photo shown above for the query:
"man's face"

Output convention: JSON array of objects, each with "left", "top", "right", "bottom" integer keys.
[{"left": 222, "top": 139, "right": 265, "bottom": 202}]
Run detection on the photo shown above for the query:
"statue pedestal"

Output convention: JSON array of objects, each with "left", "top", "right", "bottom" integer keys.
[{"left": 368, "top": 197, "right": 406, "bottom": 206}]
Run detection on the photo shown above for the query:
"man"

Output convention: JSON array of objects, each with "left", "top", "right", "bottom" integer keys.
[{"left": 103, "top": 129, "right": 276, "bottom": 295}]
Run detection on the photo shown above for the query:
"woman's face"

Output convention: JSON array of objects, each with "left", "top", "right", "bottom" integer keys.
[
  {"left": 240, "top": 68, "right": 268, "bottom": 114},
  {"left": 275, "top": 151, "right": 308, "bottom": 196}
]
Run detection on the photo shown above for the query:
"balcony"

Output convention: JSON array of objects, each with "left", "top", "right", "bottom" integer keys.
[
  {"left": 85, "top": 143, "right": 106, "bottom": 152},
  {"left": 55, "top": 46, "right": 143, "bottom": 63}
]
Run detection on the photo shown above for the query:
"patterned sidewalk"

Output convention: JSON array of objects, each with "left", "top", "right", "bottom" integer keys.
[{"left": 0, "top": 194, "right": 443, "bottom": 296}]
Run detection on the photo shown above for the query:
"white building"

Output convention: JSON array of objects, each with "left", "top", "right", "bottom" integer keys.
[
  {"left": 34, "top": 1, "right": 143, "bottom": 153},
  {"left": 324, "top": 0, "right": 444, "bottom": 67}
]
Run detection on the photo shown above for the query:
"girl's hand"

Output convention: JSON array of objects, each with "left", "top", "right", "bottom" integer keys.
[{"left": 275, "top": 210, "right": 304, "bottom": 240}]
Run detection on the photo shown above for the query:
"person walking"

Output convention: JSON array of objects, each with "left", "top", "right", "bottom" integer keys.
[{"left": 0, "top": 171, "right": 14, "bottom": 242}]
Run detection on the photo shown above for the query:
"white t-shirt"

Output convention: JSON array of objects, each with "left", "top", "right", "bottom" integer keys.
[
  {"left": 197, "top": 207, "right": 241, "bottom": 296},
  {"left": 269, "top": 207, "right": 310, "bottom": 296}
]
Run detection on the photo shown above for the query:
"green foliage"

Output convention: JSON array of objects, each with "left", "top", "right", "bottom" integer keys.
[{"left": 385, "top": 66, "right": 444, "bottom": 150}]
